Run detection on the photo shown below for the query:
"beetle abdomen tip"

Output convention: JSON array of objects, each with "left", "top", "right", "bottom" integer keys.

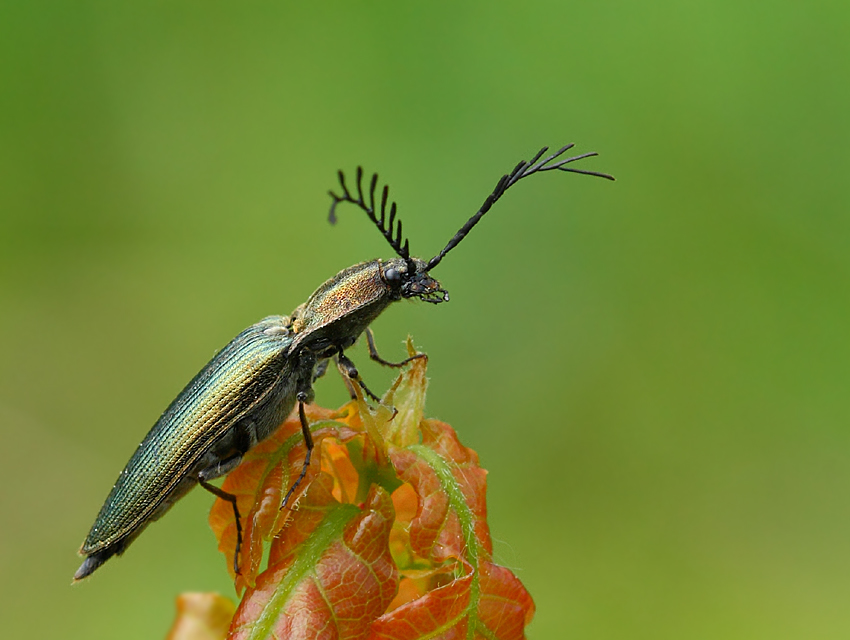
[
  {"left": 73, "top": 554, "right": 106, "bottom": 582},
  {"left": 73, "top": 541, "right": 125, "bottom": 582}
]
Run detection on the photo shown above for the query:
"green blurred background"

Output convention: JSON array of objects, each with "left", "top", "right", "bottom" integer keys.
[{"left": 1, "top": 1, "right": 848, "bottom": 638}]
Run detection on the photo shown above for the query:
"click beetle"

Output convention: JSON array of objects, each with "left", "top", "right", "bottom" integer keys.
[{"left": 74, "top": 144, "right": 613, "bottom": 581}]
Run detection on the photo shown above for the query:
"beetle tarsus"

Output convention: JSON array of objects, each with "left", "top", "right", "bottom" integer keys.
[
  {"left": 365, "top": 328, "right": 427, "bottom": 368},
  {"left": 357, "top": 379, "right": 382, "bottom": 403}
]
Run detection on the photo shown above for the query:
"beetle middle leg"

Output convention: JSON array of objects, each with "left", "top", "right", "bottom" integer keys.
[
  {"left": 330, "top": 354, "right": 359, "bottom": 400},
  {"left": 279, "top": 350, "right": 318, "bottom": 511},
  {"left": 337, "top": 351, "right": 382, "bottom": 402},
  {"left": 312, "top": 357, "right": 330, "bottom": 382},
  {"left": 365, "top": 327, "right": 426, "bottom": 368},
  {"left": 280, "top": 393, "right": 315, "bottom": 511}
]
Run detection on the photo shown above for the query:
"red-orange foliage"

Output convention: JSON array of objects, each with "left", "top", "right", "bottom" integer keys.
[{"left": 171, "top": 340, "right": 534, "bottom": 640}]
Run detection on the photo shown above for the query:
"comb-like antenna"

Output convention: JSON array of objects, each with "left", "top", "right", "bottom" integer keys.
[
  {"left": 426, "top": 144, "right": 615, "bottom": 271},
  {"left": 329, "top": 168, "right": 414, "bottom": 271}
]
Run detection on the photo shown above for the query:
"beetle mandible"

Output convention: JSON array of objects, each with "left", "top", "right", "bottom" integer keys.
[{"left": 73, "top": 144, "right": 614, "bottom": 581}]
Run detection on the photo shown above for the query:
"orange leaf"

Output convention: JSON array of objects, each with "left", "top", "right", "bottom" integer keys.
[
  {"left": 371, "top": 562, "right": 535, "bottom": 640},
  {"left": 228, "top": 476, "right": 397, "bottom": 640},
  {"left": 196, "top": 341, "right": 534, "bottom": 640},
  {"left": 381, "top": 414, "right": 533, "bottom": 637},
  {"left": 389, "top": 419, "right": 492, "bottom": 564},
  {"left": 209, "top": 404, "right": 359, "bottom": 591},
  {"left": 166, "top": 592, "right": 236, "bottom": 640},
  {"left": 477, "top": 564, "right": 536, "bottom": 639}
]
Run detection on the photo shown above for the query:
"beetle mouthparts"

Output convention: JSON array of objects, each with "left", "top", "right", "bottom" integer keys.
[
  {"left": 420, "top": 287, "right": 450, "bottom": 304},
  {"left": 402, "top": 272, "right": 448, "bottom": 304}
]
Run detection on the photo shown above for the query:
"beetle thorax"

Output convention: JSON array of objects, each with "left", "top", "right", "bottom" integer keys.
[{"left": 288, "top": 260, "right": 397, "bottom": 350}]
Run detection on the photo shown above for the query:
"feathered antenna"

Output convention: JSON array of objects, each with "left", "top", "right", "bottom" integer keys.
[
  {"left": 426, "top": 144, "right": 615, "bottom": 271},
  {"left": 328, "top": 168, "right": 415, "bottom": 273}
]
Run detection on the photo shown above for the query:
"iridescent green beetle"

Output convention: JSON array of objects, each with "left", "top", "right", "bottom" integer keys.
[{"left": 74, "top": 144, "right": 613, "bottom": 581}]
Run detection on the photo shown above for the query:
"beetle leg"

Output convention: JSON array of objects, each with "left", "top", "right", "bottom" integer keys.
[
  {"left": 365, "top": 327, "right": 427, "bottom": 368},
  {"left": 337, "top": 351, "right": 382, "bottom": 402},
  {"left": 280, "top": 394, "right": 315, "bottom": 511},
  {"left": 312, "top": 357, "right": 331, "bottom": 382},
  {"left": 197, "top": 476, "right": 243, "bottom": 576},
  {"left": 332, "top": 354, "right": 359, "bottom": 399}
]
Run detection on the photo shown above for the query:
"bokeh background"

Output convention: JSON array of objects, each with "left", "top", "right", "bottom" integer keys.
[{"left": 1, "top": 1, "right": 848, "bottom": 638}]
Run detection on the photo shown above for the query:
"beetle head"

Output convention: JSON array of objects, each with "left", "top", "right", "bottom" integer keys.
[{"left": 381, "top": 258, "right": 449, "bottom": 304}]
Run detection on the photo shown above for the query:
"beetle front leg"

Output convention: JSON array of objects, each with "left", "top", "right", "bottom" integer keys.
[{"left": 365, "top": 327, "right": 427, "bottom": 368}]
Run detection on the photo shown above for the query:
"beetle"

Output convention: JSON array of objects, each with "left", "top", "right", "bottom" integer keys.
[{"left": 73, "top": 144, "right": 614, "bottom": 581}]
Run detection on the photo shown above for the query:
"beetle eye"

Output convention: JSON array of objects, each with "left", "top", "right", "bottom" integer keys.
[{"left": 384, "top": 268, "right": 400, "bottom": 284}]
